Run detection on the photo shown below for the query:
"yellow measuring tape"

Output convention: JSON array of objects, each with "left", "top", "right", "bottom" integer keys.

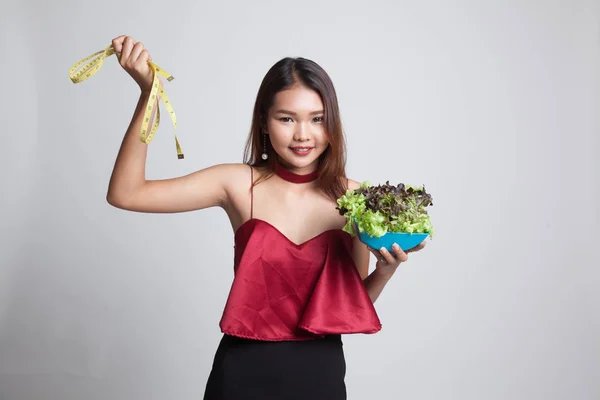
[{"left": 69, "top": 43, "right": 183, "bottom": 159}]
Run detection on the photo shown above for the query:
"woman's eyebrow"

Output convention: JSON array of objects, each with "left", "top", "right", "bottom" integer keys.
[{"left": 275, "top": 109, "right": 324, "bottom": 115}]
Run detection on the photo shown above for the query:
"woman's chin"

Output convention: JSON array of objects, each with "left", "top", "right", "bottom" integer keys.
[{"left": 277, "top": 152, "right": 321, "bottom": 172}]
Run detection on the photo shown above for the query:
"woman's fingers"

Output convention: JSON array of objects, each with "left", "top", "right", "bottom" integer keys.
[
  {"left": 368, "top": 246, "right": 398, "bottom": 264},
  {"left": 390, "top": 244, "right": 408, "bottom": 262},
  {"left": 109, "top": 35, "right": 153, "bottom": 93},
  {"left": 379, "top": 247, "right": 399, "bottom": 263},
  {"left": 367, "top": 246, "right": 384, "bottom": 262},
  {"left": 368, "top": 244, "right": 409, "bottom": 264},
  {"left": 407, "top": 241, "right": 426, "bottom": 253},
  {"left": 130, "top": 42, "right": 145, "bottom": 64},
  {"left": 136, "top": 49, "right": 150, "bottom": 65},
  {"left": 113, "top": 36, "right": 136, "bottom": 64},
  {"left": 120, "top": 36, "right": 136, "bottom": 64},
  {"left": 111, "top": 35, "right": 126, "bottom": 52}
]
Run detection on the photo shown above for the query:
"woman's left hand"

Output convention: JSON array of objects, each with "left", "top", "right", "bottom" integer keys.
[{"left": 368, "top": 241, "right": 426, "bottom": 276}]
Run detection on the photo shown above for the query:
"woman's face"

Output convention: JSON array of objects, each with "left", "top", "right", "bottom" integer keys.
[{"left": 265, "top": 84, "right": 329, "bottom": 174}]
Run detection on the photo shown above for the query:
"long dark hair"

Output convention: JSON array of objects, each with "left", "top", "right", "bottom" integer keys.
[{"left": 243, "top": 57, "right": 348, "bottom": 201}]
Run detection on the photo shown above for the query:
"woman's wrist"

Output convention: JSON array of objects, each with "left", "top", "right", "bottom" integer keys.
[
  {"left": 372, "top": 265, "right": 397, "bottom": 280},
  {"left": 363, "top": 265, "right": 397, "bottom": 303}
]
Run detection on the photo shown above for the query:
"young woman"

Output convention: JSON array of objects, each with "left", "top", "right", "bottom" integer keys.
[{"left": 106, "top": 35, "right": 426, "bottom": 400}]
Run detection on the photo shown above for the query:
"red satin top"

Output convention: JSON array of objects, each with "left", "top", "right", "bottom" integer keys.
[{"left": 218, "top": 167, "right": 382, "bottom": 341}]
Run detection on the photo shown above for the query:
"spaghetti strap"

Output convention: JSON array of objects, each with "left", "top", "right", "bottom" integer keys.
[{"left": 250, "top": 165, "right": 254, "bottom": 219}]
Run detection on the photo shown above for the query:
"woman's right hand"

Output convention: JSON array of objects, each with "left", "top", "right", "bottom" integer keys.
[{"left": 111, "top": 35, "right": 155, "bottom": 94}]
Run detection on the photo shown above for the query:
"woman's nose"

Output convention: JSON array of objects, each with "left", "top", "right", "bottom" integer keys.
[{"left": 294, "top": 123, "right": 310, "bottom": 141}]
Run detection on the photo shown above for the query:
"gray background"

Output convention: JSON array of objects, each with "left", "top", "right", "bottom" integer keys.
[{"left": 1, "top": 0, "right": 599, "bottom": 399}]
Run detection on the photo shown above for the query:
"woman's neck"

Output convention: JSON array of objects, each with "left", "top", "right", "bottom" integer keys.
[{"left": 274, "top": 161, "right": 319, "bottom": 184}]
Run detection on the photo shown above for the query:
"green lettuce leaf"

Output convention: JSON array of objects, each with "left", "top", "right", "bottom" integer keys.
[{"left": 336, "top": 181, "right": 434, "bottom": 238}]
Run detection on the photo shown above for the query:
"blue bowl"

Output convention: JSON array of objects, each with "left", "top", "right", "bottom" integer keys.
[{"left": 358, "top": 230, "right": 429, "bottom": 252}]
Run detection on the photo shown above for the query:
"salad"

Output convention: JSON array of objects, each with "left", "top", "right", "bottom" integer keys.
[{"left": 336, "top": 181, "right": 434, "bottom": 238}]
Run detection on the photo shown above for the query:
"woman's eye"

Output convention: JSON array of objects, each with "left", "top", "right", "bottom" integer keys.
[{"left": 278, "top": 117, "right": 322, "bottom": 123}]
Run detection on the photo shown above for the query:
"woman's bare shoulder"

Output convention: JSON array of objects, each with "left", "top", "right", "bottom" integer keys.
[
  {"left": 346, "top": 178, "right": 362, "bottom": 191},
  {"left": 218, "top": 162, "right": 272, "bottom": 199}
]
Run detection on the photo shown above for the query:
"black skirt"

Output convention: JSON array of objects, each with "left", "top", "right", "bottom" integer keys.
[{"left": 203, "top": 334, "right": 347, "bottom": 400}]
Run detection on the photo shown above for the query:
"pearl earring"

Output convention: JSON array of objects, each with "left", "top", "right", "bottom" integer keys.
[{"left": 261, "top": 133, "right": 268, "bottom": 160}]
